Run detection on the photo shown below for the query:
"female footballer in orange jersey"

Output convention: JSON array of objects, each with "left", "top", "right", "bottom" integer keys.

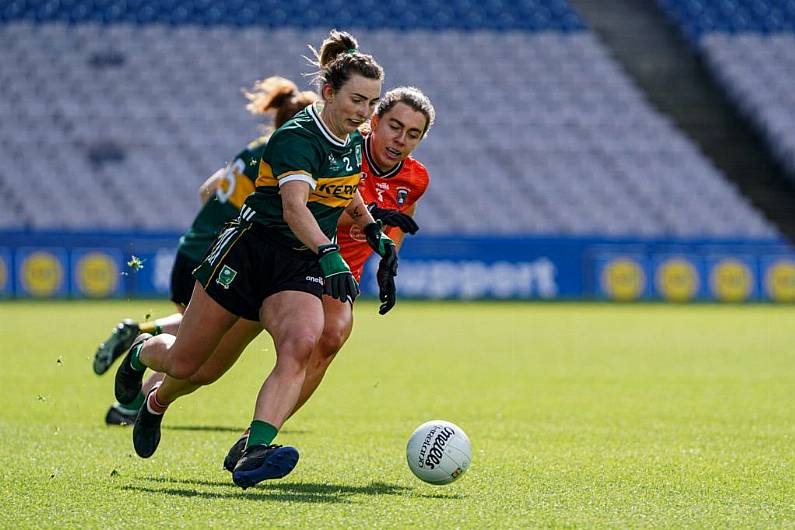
[
  {"left": 222, "top": 86, "right": 435, "bottom": 469},
  {"left": 291, "top": 86, "right": 433, "bottom": 413}
]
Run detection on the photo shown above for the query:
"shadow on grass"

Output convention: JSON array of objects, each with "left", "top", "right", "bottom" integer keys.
[
  {"left": 162, "top": 425, "right": 306, "bottom": 434},
  {"left": 122, "top": 480, "right": 411, "bottom": 504},
  {"left": 138, "top": 476, "right": 239, "bottom": 488},
  {"left": 416, "top": 491, "right": 464, "bottom": 499},
  {"left": 161, "top": 425, "right": 243, "bottom": 433}
]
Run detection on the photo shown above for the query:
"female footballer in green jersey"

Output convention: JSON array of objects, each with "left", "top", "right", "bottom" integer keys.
[
  {"left": 113, "top": 30, "right": 396, "bottom": 488},
  {"left": 222, "top": 86, "right": 436, "bottom": 473},
  {"left": 93, "top": 77, "right": 318, "bottom": 424}
]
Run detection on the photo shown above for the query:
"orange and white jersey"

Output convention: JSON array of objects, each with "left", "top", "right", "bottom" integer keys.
[{"left": 338, "top": 135, "right": 430, "bottom": 282}]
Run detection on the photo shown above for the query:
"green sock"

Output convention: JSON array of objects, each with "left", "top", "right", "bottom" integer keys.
[
  {"left": 118, "top": 392, "right": 145, "bottom": 412},
  {"left": 129, "top": 342, "right": 146, "bottom": 372},
  {"left": 246, "top": 420, "right": 278, "bottom": 448}
]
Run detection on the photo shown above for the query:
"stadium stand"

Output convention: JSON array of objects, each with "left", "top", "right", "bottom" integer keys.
[
  {"left": 0, "top": 1, "right": 778, "bottom": 237},
  {"left": 658, "top": 0, "right": 795, "bottom": 183}
]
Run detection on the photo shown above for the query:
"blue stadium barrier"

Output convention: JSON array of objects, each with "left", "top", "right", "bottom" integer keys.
[
  {"left": 1, "top": 231, "right": 793, "bottom": 302},
  {"left": 0, "top": 0, "right": 586, "bottom": 31}
]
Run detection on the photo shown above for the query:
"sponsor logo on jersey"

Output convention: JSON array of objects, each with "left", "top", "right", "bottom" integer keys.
[
  {"left": 316, "top": 182, "right": 359, "bottom": 199},
  {"left": 328, "top": 153, "right": 340, "bottom": 171},
  {"left": 215, "top": 265, "right": 238, "bottom": 289},
  {"left": 305, "top": 275, "right": 323, "bottom": 285},
  {"left": 355, "top": 144, "right": 362, "bottom": 165},
  {"left": 375, "top": 182, "right": 389, "bottom": 202},
  {"left": 349, "top": 224, "right": 366, "bottom": 242},
  {"left": 397, "top": 187, "right": 410, "bottom": 206}
]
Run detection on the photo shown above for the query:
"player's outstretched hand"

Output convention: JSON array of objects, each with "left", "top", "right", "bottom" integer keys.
[
  {"left": 363, "top": 221, "right": 399, "bottom": 314},
  {"left": 317, "top": 244, "right": 359, "bottom": 303},
  {"left": 368, "top": 203, "right": 419, "bottom": 234},
  {"left": 376, "top": 243, "right": 398, "bottom": 314}
]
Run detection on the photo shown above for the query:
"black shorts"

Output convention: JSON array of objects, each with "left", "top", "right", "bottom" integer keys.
[
  {"left": 170, "top": 251, "right": 201, "bottom": 307},
  {"left": 193, "top": 220, "right": 324, "bottom": 321}
]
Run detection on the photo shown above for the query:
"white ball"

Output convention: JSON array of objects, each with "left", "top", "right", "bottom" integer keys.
[{"left": 406, "top": 420, "right": 471, "bottom": 485}]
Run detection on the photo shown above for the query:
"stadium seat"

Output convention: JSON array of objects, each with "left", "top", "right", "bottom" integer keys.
[
  {"left": 658, "top": 1, "right": 795, "bottom": 185},
  {"left": 0, "top": 4, "right": 778, "bottom": 237}
]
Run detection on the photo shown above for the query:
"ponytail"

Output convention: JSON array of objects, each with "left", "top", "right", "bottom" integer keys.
[
  {"left": 243, "top": 76, "right": 319, "bottom": 130},
  {"left": 305, "top": 29, "right": 383, "bottom": 92}
]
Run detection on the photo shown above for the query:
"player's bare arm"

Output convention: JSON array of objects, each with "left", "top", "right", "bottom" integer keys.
[
  {"left": 344, "top": 190, "right": 376, "bottom": 228},
  {"left": 198, "top": 167, "right": 226, "bottom": 204},
  {"left": 280, "top": 180, "right": 332, "bottom": 253}
]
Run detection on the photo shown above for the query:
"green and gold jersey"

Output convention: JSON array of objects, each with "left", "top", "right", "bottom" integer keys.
[
  {"left": 177, "top": 137, "right": 265, "bottom": 261},
  {"left": 242, "top": 103, "right": 363, "bottom": 252}
]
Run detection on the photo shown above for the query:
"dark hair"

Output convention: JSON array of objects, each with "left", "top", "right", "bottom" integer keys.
[
  {"left": 376, "top": 86, "right": 435, "bottom": 137},
  {"left": 307, "top": 29, "right": 383, "bottom": 92},
  {"left": 243, "top": 76, "right": 318, "bottom": 130}
]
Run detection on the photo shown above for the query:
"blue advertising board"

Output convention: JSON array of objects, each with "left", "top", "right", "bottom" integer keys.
[
  {"left": 0, "top": 248, "right": 11, "bottom": 298},
  {"left": 651, "top": 253, "right": 706, "bottom": 302},
  {"left": 760, "top": 255, "right": 795, "bottom": 302},
  {"left": 704, "top": 254, "right": 758, "bottom": 302},
  {"left": 15, "top": 247, "right": 69, "bottom": 298},
  {"left": 71, "top": 248, "right": 125, "bottom": 298},
  {"left": 593, "top": 253, "right": 649, "bottom": 301},
  {"left": 361, "top": 236, "right": 569, "bottom": 300},
  {"left": 1, "top": 230, "right": 793, "bottom": 302}
]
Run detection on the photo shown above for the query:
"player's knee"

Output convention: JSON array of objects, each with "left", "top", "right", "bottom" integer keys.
[
  {"left": 167, "top": 357, "right": 203, "bottom": 380},
  {"left": 275, "top": 335, "right": 317, "bottom": 372},
  {"left": 319, "top": 312, "right": 351, "bottom": 358},
  {"left": 316, "top": 328, "right": 348, "bottom": 360}
]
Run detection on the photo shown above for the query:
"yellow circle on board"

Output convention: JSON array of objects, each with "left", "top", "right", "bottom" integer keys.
[
  {"left": 764, "top": 260, "right": 795, "bottom": 302},
  {"left": 601, "top": 258, "right": 645, "bottom": 301},
  {"left": 76, "top": 252, "right": 119, "bottom": 298},
  {"left": 656, "top": 258, "right": 699, "bottom": 302},
  {"left": 21, "top": 251, "right": 64, "bottom": 297},
  {"left": 710, "top": 259, "right": 753, "bottom": 302}
]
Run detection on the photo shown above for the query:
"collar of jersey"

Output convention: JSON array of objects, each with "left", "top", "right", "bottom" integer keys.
[
  {"left": 308, "top": 103, "right": 350, "bottom": 148},
  {"left": 364, "top": 135, "right": 403, "bottom": 178}
]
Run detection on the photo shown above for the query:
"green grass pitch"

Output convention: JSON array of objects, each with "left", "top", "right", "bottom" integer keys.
[{"left": 1, "top": 300, "right": 794, "bottom": 528}]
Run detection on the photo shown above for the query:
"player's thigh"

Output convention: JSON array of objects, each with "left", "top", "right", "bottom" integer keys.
[
  {"left": 261, "top": 291, "right": 324, "bottom": 356},
  {"left": 189, "top": 318, "right": 263, "bottom": 385},
  {"left": 169, "top": 281, "right": 238, "bottom": 363}
]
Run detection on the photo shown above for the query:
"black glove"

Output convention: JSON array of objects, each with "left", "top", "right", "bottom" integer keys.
[
  {"left": 367, "top": 203, "right": 419, "bottom": 234},
  {"left": 317, "top": 244, "right": 359, "bottom": 303},
  {"left": 376, "top": 243, "right": 398, "bottom": 314},
  {"left": 363, "top": 221, "right": 398, "bottom": 314}
]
